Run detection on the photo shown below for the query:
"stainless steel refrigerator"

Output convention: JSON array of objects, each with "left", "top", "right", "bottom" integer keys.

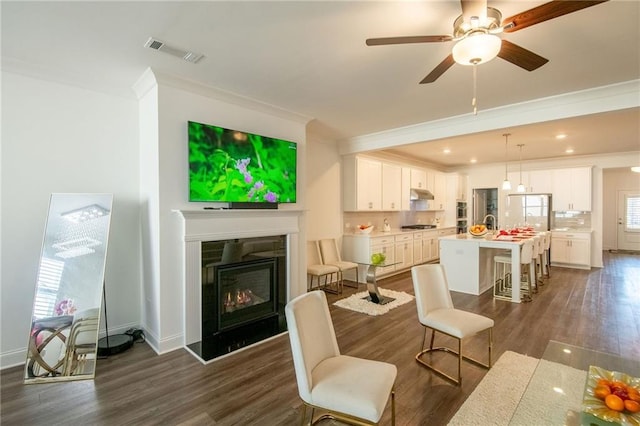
[{"left": 505, "top": 193, "right": 552, "bottom": 231}]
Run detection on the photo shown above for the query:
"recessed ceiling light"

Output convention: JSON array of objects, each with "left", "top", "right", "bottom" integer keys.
[
  {"left": 565, "top": 148, "right": 574, "bottom": 154},
  {"left": 470, "top": 158, "right": 477, "bottom": 163},
  {"left": 556, "top": 134, "right": 567, "bottom": 140},
  {"left": 443, "top": 148, "right": 451, "bottom": 154}
]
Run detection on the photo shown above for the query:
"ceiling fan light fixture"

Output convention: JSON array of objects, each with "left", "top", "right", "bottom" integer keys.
[{"left": 452, "top": 33, "right": 502, "bottom": 65}]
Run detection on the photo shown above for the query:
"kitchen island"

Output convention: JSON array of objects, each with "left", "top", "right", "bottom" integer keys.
[{"left": 439, "top": 234, "right": 527, "bottom": 303}]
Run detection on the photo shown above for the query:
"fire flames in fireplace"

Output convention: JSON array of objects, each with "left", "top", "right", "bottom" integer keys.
[{"left": 223, "top": 289, "right": 265, "bottom": 313}]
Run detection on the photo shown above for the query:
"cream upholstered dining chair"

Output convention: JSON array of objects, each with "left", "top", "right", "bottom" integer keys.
[
  {"left": 318, "top": 238, "right": 358, "bottom": 289},
  {"left": 285, "top": 291, "right": 396, "bottom": 425},
  {"left": 306, "top": 241, "right": 340, "bottom": 293},
  {"left": 411, "top": 264, "right": 494, "bottom": 385}
]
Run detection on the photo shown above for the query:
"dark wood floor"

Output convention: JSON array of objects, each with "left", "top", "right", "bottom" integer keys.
[{"left": 2, "top": 252, "right": 639, "bottom": 425}]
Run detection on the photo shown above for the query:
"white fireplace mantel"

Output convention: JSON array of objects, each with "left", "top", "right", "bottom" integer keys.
[{"left": 175, "top": 208, "right": 303, "bottom": 352}]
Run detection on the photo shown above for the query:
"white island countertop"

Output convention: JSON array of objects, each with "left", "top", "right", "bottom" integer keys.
[{"left": 438, "top": 234, "right": 527, "bottom": 303}]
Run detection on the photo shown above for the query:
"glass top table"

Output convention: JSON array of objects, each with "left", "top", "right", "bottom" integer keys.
[
  {"left": 510, "top": 341, "right": 640, "bottom": 425},
  {"left": 355, "top": 261, "right": 400, "bottom": 305}
]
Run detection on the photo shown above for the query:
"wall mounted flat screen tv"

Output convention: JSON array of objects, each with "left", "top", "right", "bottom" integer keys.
[{"left": 188, "top": 121, "right": 297, "bottom": 204}]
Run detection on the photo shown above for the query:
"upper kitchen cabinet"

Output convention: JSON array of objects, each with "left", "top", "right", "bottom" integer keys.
[
  {"left": 401, "top": 167, "right": 411, "bottom": 210},
  {"left": 507, "top": 170, "right": 553, "bottom": 194},
  {"left": 552, "top": 167, "right": 592, "bottom": 211},
  {"left": 507, "top": 171, "right": 527, "bottom": 194},
  {"left": 527, "top": 170, "right": 553, "bottom": 194},
  {"left": 343, "top": 156, "right": 382, "bottom": 211},
  {"left": 410, "top": 168, "right": 428, "bottom": 189},
  {"left": 447, "top": 173, "right": 468, "bottom": 201},
  {"left": 430, "top": 171, "right": 447, "bottom": 210},
  {"left": 381, "top": 162, "right": 402, "bottom": 211}
]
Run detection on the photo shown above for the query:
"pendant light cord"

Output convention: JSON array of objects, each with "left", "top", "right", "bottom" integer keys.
[{"left": 472, "top": 62, "right": 478, "bottom": 115}]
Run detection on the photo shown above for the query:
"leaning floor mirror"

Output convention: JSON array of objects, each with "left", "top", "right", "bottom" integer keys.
[{"left": 24, "top": 193, "right": 113, "bottom": 384}]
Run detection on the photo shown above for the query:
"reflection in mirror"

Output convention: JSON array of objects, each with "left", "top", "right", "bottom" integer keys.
[{"left": 24, "top": 193, "right": 113, "bottom": 384}]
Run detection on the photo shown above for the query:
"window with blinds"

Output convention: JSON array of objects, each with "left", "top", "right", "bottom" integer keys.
[{"left": 626, "top": 195, "right": 640, "bottom": 232}]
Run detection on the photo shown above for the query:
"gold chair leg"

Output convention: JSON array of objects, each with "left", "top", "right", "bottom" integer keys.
[
  {"left": 415, "top": 327, "right": 493, "bottom": 386},
  {"left": 300, "top": 403, "right": 307, "bottom": 426},
  {"left": 391, "top": 388, "right": 396, "bottom": 426}
]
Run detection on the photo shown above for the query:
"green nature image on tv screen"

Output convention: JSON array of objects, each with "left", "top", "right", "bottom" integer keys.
[{"left": 188, "top": 121, "right": 297, "bottom": 203}]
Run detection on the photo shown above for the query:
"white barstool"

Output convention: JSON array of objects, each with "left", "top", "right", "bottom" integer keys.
[
  {"left": 539, "top": 231, "right": 551, "bottom": 281},
  {"left": 530, "top": 235, "right": 542, "bottom": 293},
  {"left": 493, "top": 239, "right": 534, "bottom": 302}
]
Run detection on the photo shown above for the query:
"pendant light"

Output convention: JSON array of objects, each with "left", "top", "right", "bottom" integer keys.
[
  {"left": 501, "top": 133, "right": 511, "bottom": 190},
  {"left": 517, "top": 144, "right": 525, "bottom": 193}
]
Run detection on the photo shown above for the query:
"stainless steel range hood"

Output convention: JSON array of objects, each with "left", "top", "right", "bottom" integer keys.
[{"left": 410, "top": 188, "right": 434, "bottom": 201}]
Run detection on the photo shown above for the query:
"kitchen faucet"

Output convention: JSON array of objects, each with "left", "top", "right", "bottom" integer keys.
[{"left": 482, "top": 214, "right": 497, "bottom": 230}]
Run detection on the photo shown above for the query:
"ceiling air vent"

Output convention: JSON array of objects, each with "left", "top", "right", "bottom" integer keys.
[{"left": 144, "top": 37, "right": 204, "bottom": 64}]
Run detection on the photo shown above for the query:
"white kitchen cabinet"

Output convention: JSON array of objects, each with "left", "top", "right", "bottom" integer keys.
[
  {"left": 413, "top": 232, "right": 424, "bottom": 264},
  {"left": 371, "top": 236, "right": 396, "bottom": 276},
  {"left": 381, "top": 162, "right": 402, "bottom": 211},
  {"left": 342, "top": 234, "right": 396, "bottom": 277},
  {"left": 343, "top": 156, "right": 382, "bottom": 211},
  {"left": 411, "top": 168, "right": 428, "bottom": 189},
  {"left": 527, "top": 170, "right": 553, "bottom": 194},
  {"left": 401, "top": 167, "right": 411, "bottom": 211},
  {"left": 551, "top": 231, "right": 591, "bottom": 269},
  {"left": 435, "top": 228, "right": 456, "bottom": 259},
  {"left": 429, "top": 171, "right": 447, "bottom": 210},
  {"left": 447, "top": 173, "right": 467, "bottom": 201},
  {"left": 422, "top": 230, "right": 438, "bottom": 261},
  {"left": 395, "top": 234, "right": 414, "bottom": 270},
  {"left": 552, "top": 167, "right": 592, "bottom": 211},
  {"left": 507, "top": 171, "right": 528, "bottom": 194}
]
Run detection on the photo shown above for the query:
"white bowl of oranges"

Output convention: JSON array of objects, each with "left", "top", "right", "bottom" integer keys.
[
  {"left": 468, "top": 224, "right": 488, "bottom": 237},
  {"left": 357, "top": 224, "right": 374, "bottom": 234}
]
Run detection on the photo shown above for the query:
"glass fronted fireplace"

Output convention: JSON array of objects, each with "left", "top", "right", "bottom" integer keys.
[
  {"left": 211, "top": 258, "right": 277, "bottom": 333},
  {"left": 190, "top": 235, "right": 287, "bottom": 362}
]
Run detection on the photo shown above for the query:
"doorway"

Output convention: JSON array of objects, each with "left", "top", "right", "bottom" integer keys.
[
  {"left": 472, "top": 188, "right": 499, "bottom": 229},
  {"left": 617, "top": 190, "right": 640, "bottom": 251}
]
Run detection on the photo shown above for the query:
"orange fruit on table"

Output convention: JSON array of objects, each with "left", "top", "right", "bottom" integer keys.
[
  {"left": 597, "top": 378, "right": 612, "bottom": 387},
  {"left": 605, "top": 394, "right": 625, "bottom": 412},
  {"left": 625, "top": 399, "right": 640, "bottom": 413},
  {"left": 594, "top": 385, "right": 611, "bottom": 400}
]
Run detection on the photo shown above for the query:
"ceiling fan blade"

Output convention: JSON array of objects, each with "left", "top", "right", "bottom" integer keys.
[
  {"left": 366, "top": 35, "right": 452, "bottom": 46},
  {"left": 420, "top": 54, "right": 455, "bottom": 84},
  {"left": 461, "top": 0, "right": 487, "bottom": 24},
  {"left": 497, "top": 40, "right": 549, "bottom": 71},
  {"left": 502, "top": 0, "right": 608, "bottom": 33}
]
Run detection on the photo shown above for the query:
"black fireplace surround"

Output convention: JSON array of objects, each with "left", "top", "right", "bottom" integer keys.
[{"left": 187, "top": 235, "right": 287, "bottom": 362}]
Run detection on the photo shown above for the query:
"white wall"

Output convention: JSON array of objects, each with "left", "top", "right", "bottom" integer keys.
[
  {"left": 134, "top": 70, "right": 309, "bottom": 353},
  {"left": 1, "top": 71, "right": 140, "bottom": 368},
  {"left": 305, "top": 132, "right": 343, "bottom": 241}
]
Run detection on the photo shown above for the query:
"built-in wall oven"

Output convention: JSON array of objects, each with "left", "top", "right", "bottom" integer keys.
[{"left": 456, "top": 201, "right": 467, "bottom": 234}]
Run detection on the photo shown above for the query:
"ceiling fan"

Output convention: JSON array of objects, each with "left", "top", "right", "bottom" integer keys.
[{"left": 366, "top": 0, "right": 608, "bottom": 84}]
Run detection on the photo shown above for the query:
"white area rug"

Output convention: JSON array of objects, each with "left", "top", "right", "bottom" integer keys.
[
  {"left": 332, "top": 288, "right": 414, "bottom": 316},
  {"left": 448, "top": 351, "right": 587, "bottom": 426}
]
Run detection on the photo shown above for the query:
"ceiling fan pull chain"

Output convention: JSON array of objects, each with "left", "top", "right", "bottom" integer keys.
[{"left": 472, "top": 62, "right": 478, "bottom": 115}]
